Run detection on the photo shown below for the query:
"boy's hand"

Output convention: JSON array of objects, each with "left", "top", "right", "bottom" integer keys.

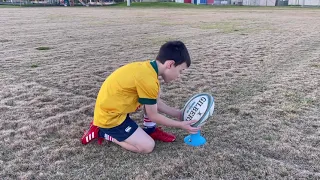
[{"left": 180, "top": 120, "right": 201, "bottom": 134}]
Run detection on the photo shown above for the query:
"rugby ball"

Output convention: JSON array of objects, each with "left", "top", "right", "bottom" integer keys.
[{"left": 181, "top": 93, "right": 215, "bottom": 127}]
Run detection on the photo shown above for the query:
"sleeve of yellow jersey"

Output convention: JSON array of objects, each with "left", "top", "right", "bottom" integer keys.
[{"left": 135, "top": 75, "right": 159, "bottom": 105}]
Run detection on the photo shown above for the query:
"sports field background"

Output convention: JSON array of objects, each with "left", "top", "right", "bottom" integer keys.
[{"left": 1, "top": 4, "right": 319, "bottom": 179}]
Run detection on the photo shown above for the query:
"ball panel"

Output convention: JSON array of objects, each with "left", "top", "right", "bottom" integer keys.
[
  {"left": 182, "top": 94, "right": 209, "bottom": 122},
  {"left": 182, "top": 93, "right": 215, "bottom": 127},
  {"left": 190, "top": 94, "right": 213, "bottom": 127}
]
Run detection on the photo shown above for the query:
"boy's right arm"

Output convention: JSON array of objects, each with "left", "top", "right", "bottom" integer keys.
[{"left": 145, "top": 104, "right": 200, "bottom": 134}]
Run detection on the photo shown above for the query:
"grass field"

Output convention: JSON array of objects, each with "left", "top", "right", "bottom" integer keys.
[{"left": 1, "top": 3, "right": 320, "bottom": 180}]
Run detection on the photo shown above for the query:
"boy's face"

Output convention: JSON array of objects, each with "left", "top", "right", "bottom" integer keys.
[{"left": 162, "top": 61, "right": 187, "bottom": 83}]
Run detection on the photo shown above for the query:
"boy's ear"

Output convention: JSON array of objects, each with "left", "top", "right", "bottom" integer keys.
[{"left": 165, "top": 60, "right": 175, "bottom": 69}]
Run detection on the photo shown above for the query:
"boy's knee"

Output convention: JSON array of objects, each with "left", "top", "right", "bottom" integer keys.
[{"left": 140, "top": 140, "right": 155, "bottom": 154}]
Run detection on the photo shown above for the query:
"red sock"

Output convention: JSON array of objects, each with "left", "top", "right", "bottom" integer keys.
[{"left": 104, "top": 134, "right": 114, "bottom": 142}]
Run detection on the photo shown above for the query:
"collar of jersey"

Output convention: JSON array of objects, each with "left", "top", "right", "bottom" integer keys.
[{"left": 150, "top": 60, "right": 158, "bottom": 75}]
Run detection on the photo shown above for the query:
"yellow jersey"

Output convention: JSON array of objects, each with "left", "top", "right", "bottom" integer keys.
[{"left": 93, "top": 60, "right": 160, "bottom": 128}]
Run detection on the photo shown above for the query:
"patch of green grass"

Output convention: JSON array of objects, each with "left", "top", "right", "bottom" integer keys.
[
  {"left": 196, "top": 21, "right": 275, "bottom": 34},
  {"left": 310, "top": 63, "right": 320, "bottom": 68},
  {"left": 47, "top": 14, "right": 69, "bottom": 21},
  {"left": 109, "top": 2, "right": 307, "bottom": 10},
  {"left": 0, "top": 3, "right": 58, "bottom": 7},
  {"left": 282, "top": 104, "right": 298, "bottom": 114},
  {"left": 280, "top": 91, "right": 316, "bottom": 119},
  {"left": 284, "top": 91, "right": 299, "bottom": 101},
  {"left": 281, "top": 92, "right": 302, "bottom": 114},
  {"left": 36, "top": 47, "right": 51, "bottom": 50},
  {"left": 111, "top": 2, "right": 272, "bottom": 9},
  {"left": 31, "top": 64, "right": 39, "bottom": 68},
  {"left": 110, "top": 2, "right": 209, "bottom": 8},
  {"left": 149, "top": 37, "right": 187, "bottom": 46},
  {"left": 1, "top": 2, "right": 308, "bottom": 10},
  {"left": 301, "top": 97, "right": 316, "bottom": 106},
  {"left": 263, "top": 135, "right": 273, "bottom": 141},
  {"left": 196, "top": 22, "right": 241, "bottom": 33},
  {"left": 283, "top": 91, "right": 315, "bottom": 106},
  {"left": 159, "top": 21, "right": 188, "bottom": 26},
  {"left": 0, "top": 5, "right": 21, "bottom": 8}
]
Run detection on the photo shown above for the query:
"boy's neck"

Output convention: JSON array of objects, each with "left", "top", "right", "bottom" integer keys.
[{"left": 155, "top": 60, "right": 165, "bottom": 76}]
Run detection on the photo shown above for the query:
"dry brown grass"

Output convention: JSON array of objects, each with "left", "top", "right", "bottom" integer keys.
[{"left": 1, "top": 6, "right": 320, "bottom": 180}]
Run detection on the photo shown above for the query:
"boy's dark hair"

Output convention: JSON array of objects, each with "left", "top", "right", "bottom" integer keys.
[{"left": 156, "top": 41, "right": 191, "bottom": 67}]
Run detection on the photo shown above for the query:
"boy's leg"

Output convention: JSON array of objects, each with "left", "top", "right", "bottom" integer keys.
[
  {"left": 143, "top": 106, "right": 176, "bottom": 142},
  {"left": 112, "top": 127, "right": 155, "bottom": 153},
  {"left": 99, "top": 115, "right": 155, "bottom": 153}
]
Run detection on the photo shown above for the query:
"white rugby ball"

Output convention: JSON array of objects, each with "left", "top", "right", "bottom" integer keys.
[{"left": 181, "top": 93, "right": 215, "bottom": 127}]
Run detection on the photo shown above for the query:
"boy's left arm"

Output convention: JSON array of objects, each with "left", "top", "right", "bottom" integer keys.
[{"left": 157, "top": 97, "right": 182, "bottom": 121}]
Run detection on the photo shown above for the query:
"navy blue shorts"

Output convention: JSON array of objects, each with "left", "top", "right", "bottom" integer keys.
[{"left": 98, "top": 114, "right": 138, "bottom": 142}]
